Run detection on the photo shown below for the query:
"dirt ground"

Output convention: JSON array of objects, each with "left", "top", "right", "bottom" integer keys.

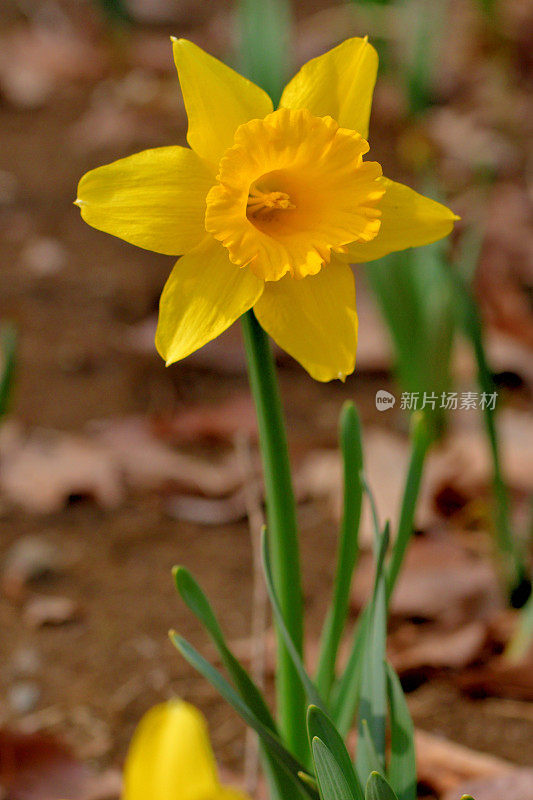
[{"left": 1, "top": 0, "right": 532, "bottom": 796}]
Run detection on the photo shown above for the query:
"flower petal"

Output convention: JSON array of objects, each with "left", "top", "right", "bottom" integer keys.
[
  {"left": 122, "top": 701, "right": 220, "bottom": 800},
  {"left": 347, "top": 177, "right": 459, "bottom": 263},
  {"left": 279, "top": 37, "right": 378, "bottom": 139},
  {"left": 76, "top": 146, "right": 214, "bottom": 255},
  {"left": 156, "top": 236, "right": 264, "bottom": 365},
  {"left": 253, "top": 258, "right": 357, "bottom": 382},
  {"left": 172, "top": 38, "right": 273, "bottom": 166}
]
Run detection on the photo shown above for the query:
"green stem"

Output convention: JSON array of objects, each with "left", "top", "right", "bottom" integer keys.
[{"left": 241, "top": 309, "right": 307, "bottom": 762}]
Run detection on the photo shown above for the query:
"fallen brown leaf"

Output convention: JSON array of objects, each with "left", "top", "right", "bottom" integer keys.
[
  {"left": 390, "top": 621, "right": 487, "bottom": 674},
  {"left": 154, "top": 393, "right": 258, "bottom": 445},
  {"left": 415, "top": 728, "right": 514, "bottom": 796},
  {"left": 91, "top": 416, "right": 245, "bottom": 496},
  {"left": 0, "top": 422, "right": 123, "bottom": 514},
  {"left": 23, "top": 595, "right": 80, "bottom": 629},
  {"left": 442, "top": 768, "right": 533, "bottom": 800},
  {"left": 0, "top": 729, "right": 120, "bottom": 800},
  {"left": 1, "top": 535, "right": 63, "bottom": 602},
  {"left": 352, "top": 538, "right": 499, "bottom": 624},
  {"left": 458, "top": 655, "right": 533, "bottom": 701}
]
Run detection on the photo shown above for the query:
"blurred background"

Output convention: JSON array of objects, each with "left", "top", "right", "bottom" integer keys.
[{"left": 0, "top": 0, "right": 532, "bottom": 797}]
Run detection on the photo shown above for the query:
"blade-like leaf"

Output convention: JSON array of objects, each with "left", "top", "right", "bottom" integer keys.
[
  {"left": 450, "top": 240, "right": 527, "bottom": 596},
  {"left": 387, "top": 412, "right": 431, "bottom": 600},
  {"left": 238, "top": 0, "right": 292, "bottom": 105},
  {"left": 386, "top": 663, "right": 416, "bottom": 800},
  {"left": 307, "top": 706, "right": 364, "bottom": 800},
  {"left": 173, "top": 568, "right": 303, "bottom": 800},
  {"left": 174, "top": 566, "right": 276, "bottom": 730},
  {"left": 316, "top": 402, "right": 364, "bottom": 701},
  {"left": 356, "top": 524, "right": 388, "bottom": 782},
  {"left": 365, "top": 771, "right": 399, "bottom": 800},
  {"left": 312, "top": 737, "right": 357, "bottom": 800},
  {"left": 170, "top": 632, "right": 318, "bottom": 799},
  {"left": 358, "top": 722, "right": 384, "bottom": 782},
  {"left": 331, "top": 605, "right": 369, "bottom": 736},
  {"left": 262, "top": 529, "right": 327, "bottom": 712},
  {"left": 0, "top": 323, "right": 16, "bottom": 418}
]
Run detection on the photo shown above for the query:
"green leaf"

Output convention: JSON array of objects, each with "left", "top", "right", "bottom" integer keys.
[
  {"left": 450, "top": 239, "right": 527, "bottom": 596},
  {"left": 312, "top": 737, "right": 357, "bottom": 800},
  {"left": 173, "top": 567, "right": 304, "bottom": 800},
  {"left": 316, "top": 402, "right": 364, "bottom": 700},
  {"left": 237, "top": 0, "right": 292, "bottom": 105},
  {"left": 506, "top": 588, "right": 533, "bottom": 661},
  {"left": 173, "top": 566, "right": 276, "bottom": 730},
  {"left": 387, "top": 413, "right": 431, "bottom": 600},
  {"left": 356, "top": 523, "right": 388, "bottom": 783},
  {"left": 365, "top": 771, "right": 399, "bottom": 800},
  {"left": 170, "top": 632, "right": 318, "bottom": 799},
  {"left": 358, "top": 721, "right": 384, "bottom": 781},
  {"left": 331, "top": 606, "right": 369, "bottom": 736},
  {"left": 0, "top": 323, "right": 16, "bottom": 418},
  {"left": 307, "top": 706, "right": 364, "bottom": 800},
  {"left": 386, "top": 663, "right": 416, "bottom": 800},
  {"left": 261, "top": 529, "right": 327, "bottom": 712},
  {"left": 366, "top": 235, "right": 455, "bottom": 442}
]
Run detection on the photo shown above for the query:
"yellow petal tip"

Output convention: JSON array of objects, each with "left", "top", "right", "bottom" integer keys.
[{"left": 73, "top": 198, "right": 83, "bottom": 207}]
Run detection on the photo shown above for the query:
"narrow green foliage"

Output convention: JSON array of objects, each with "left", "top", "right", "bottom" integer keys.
[
  {"left": 356, "top": 520, "right": 389, "bottom": 783},
  {"left": 261, "top": 529, "right": 327, "bottom": 713},
  {"left": 506, "top": 590, "right": 533, "bottom": 662},
  {"left": 331, "top": 606, "right": 369, "bottom": 736},
  {"left": 386, "top": 663, "right": 416, "bottom": 800},
  {"left": 0, "top": 323, "right": 16, "bottom": 418},
  {"left": 170, "top": 633, "right": 317, "bottom": 799},
  {"left": 387, "top": 413, "right": 431, "bottom": 599},
  {"left": 451, "top": 233, "right": 528, "bottom": 596},
  {"left": 366, "top": 237, "right": 455, "bottom": 441},
  {"left": 94, "top": 0, "right": 132, "bottom": 25},
  {"left": 355, "top": 588, "right": 387, "bottom": 780},
  {"left": 365, "top": 771, "right": 399, "bottom": 800},
  {"left": 173, "top": 567, "right": 301, "bottom": 800},
  {"left": 405, "top": 0, "right": 444, "bottom": 115},
  {"left": 358, "top": 722, "right": 384, "bottom": 783},
  {"left": 238, "top": 0, "right": 292, "bottom": 105},
  {"left": 307, "top": 706, "right": 364, "bottom": 800},
  {"left": 173, "top": 567, "right": 276, "bottom": 730},
  {"left": 316, "top": 402, "right": 364, "bottom": 699},
  {"left": 312, "top": 737, "right": 358, "bottom": 800}
]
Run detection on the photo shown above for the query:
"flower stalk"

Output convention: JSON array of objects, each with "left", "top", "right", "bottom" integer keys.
[{"left": 241, "top": 309, "right": 307, "bottom": 762}]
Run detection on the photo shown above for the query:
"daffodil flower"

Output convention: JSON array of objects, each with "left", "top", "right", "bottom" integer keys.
[
  {"left": 76, "top": 37, "right": 458, "bottom": 381},
  {"left": 123, "top": 700, "right": 250, "bottom": 800}
]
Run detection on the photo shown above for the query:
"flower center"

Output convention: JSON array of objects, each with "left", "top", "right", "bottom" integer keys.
[
  {"left": 205, "top": 108, "right": 385, "bottom": 281},
  {"left": 247, "top": 184, "right": 295, "bottom": 221}
]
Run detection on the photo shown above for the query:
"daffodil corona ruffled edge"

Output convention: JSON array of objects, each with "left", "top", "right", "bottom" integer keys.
[{"left": 76, "top": 36, "right": 458, "bottom": 382}]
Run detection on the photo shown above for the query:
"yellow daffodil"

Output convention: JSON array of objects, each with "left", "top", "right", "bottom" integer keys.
[
  {"left": 76, "top": 37, "right": 458, "bottom": 381},
  {"left": 123, "top": 700, "right": 250, "bottom": 800}
]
